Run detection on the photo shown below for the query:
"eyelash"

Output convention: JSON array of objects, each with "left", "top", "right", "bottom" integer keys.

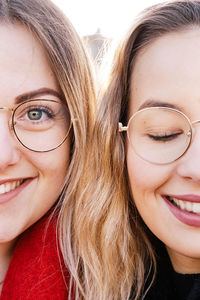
[
  {"left": 26, "top": 106, "right": 55, "bottom": 119},
  {"left": 148, "top": 132, "right": 182, "bottom": 141}
]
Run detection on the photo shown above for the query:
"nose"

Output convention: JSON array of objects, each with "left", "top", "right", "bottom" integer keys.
[
  {"left": 176, "top": 128, "right": 200, "bottom": 182},
  {"left": 0, "top": 115, "right": 20, "bottom": 170}
]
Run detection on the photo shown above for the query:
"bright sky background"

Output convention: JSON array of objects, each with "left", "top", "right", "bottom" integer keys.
[{"left": 52, "top": 0, "right": 167, "bottom": 38}]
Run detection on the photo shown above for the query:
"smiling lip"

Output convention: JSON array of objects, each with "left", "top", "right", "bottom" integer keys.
[
  {"left": 167, "top": 194, "right": 200, "bottom": 202},
  {"left": 163, "top": 195, "right": 200, "bottom": 227},
  {"left": 0, "top": 178, "right": 34, "bottom": 204}
]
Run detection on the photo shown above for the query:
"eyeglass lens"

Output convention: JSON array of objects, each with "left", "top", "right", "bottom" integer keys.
[
  {"left": 127, "top": 108, "right": 192, "bottom": 164},
  {"left": 12, "top": 100, "right": 70, "bottom": 152}
]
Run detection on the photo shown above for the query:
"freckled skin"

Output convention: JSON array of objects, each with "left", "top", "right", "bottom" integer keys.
[{"left": 127, "top": 29, "right": 200, "bottom": 273}]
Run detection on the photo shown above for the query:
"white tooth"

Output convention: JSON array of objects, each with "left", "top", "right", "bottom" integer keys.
[
  {"left": 172, "top": 197, "right": 200, "bottom": 214},
  {"left": 10, "top": 182, "right": 14, "bottom": 191},
  {"left": 17, "top": 180, "right": 22, "bottom": 188},
  {"left": 19, "top": 180, "right": 23, "bottom": 186},
  {"left": 11, "top": 181, "right": 17, "bottom": 190},
  {"left": 192, "top": 203, "right": 200, "bottom": 214},
  {"left": 10, "top": 180, "right": 21, "bottom": 191},
  {"left": 185, "top": 201, "right": 192, "bottom": 212},
  {"left": 172, "top": 198, "right": 179, "bottom": 206},
  {"left": 0, "top": 180, "right": 23, "bottom": 195},
  {"left": 0, "top": 184, "right": 5, "bottom": 195},
  {"left": 14, "top": 181, "right": 19, "bottom": 189},
  {"left": 5, "top": 183, "right": 11, "bottom": 193},
  {"left": 179, "top": 200, "right": 185, "bottom": 210}
]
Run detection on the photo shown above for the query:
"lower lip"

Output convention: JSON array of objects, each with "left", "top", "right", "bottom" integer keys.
[
  {"left": 163, "top": 196, "right": 200, "bottom": 227},
  {"left": 0, "top": 179, "right": 34, "bottom": 204}
]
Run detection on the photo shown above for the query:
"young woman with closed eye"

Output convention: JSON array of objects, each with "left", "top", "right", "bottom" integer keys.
[
  {"left": 79, "top": 1, "right": 200, "bottom": 299},
  {"left": 0, "top": 0, "right": 95, "bottom": 299}
]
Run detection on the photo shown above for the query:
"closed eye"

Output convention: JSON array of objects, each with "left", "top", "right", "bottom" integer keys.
[{"left": 148, "top": 131, "right": 183, "bottom": 141}]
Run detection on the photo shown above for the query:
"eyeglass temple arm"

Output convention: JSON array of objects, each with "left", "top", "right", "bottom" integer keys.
[
  {"left": 118, "top": 122, "right": 128, "bottom": 132},
  {"left": 0, "top": 107, "right": 14, "bottom": 112}
]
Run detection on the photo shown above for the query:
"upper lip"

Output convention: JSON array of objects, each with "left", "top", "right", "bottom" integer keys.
[{"left": 164, "top": 194, "right": 200, "bottom": 203}]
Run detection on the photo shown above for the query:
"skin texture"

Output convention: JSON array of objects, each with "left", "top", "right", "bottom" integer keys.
[
  {"left": 127, "top": 29, "right": 200, "bottom": 274},
  {"left": 0, "top": 23, "right": 70, "bottom": 279}
]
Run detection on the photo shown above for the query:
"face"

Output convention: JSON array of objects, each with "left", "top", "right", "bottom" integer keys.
[
  {"left": 0, "top": 24, "right": 70, "bottom": 251},
  {"left": 127, "top": 29, "right": 200, "bottom": 273}
]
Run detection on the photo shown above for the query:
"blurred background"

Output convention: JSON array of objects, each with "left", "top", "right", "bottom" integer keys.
[
  {"left": 52, "top": 0, "right": 167, "bottom": 61},
  {"left": 52, "top": 0, "right": 167, "bottom": 38}
]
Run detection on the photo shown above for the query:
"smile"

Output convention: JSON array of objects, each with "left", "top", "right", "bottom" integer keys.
[
  {"left": 163, "top": 195, "right": 200, "bottom": 227},
  {"left": 0, "top": 178, "right": 34, "bottom": 205},
  {"left": 0, "top": 180, "right": 24, "bottom": 195},
  {"left": 167, "top": 196, "right": 200, "bottom": 215}
]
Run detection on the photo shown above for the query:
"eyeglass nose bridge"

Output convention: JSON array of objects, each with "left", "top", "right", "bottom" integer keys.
[
  {"left": 0, "top": 106, "right": 15, "bottom": 129},
  {"left": 191, "top": 119, "right": 200, "bottom": 126},
  {"left": 187, "top": 119, "right": 200, "bottom": 139},
  {"left": 0, "top": 106, "right": 14, "bottom": 112},
  {"left": 190, "top": 120, "right": 200, "bottom": 136}
]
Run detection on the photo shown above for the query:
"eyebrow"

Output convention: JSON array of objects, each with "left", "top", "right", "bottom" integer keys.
[
  {"left": 15, "top": 88, "right": 63, "bottom": 104},
  {"left": 138, "top": 99, "right": 183, "bottom": 111}
]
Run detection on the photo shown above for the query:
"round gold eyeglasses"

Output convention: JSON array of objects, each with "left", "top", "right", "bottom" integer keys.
[
  {"left": 0, "top": 99, "right": 71, "bottom": 152},
  {"left": 118, "top": 107, "right": 200, "bottom": 164}
]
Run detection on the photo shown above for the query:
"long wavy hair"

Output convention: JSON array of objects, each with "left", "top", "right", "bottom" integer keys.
[
  {"left": 62, "top": 1, "right": 200, "bottom": 299},
  {"left": 0, "top": 0, "right": 96, "bottom": 297}
]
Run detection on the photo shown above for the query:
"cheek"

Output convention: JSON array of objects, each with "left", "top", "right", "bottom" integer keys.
[
  {"left": 25, "top": 141, "right": 70, "bottom": 180},
  {"left": 126, "top": 146, "right": 174, "bottom": 198},
  {"left": 126, "top": 145, "right": 182, "bottom": 242},
  {"left": 126, "top": 147, "right": 173, "bottom": 242}
]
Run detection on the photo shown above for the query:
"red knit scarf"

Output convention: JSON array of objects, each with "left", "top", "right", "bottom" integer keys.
[{"left": 0, "top": 212, "right": 69, "bottom": 299}]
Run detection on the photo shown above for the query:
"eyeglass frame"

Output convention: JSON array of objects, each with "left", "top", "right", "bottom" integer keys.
[
  {"left": 119, "top": 106, "right": 200, "bottom": 164},
  {"left": 0, "top": 99, "right": 72, "bottom": 153}
]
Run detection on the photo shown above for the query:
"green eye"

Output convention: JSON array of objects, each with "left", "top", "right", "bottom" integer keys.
[{"left": 27, "top": 110, "right": 42, "bottom": 120}]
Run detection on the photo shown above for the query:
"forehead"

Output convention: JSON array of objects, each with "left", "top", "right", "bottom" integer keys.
[
  {"left": 0, "top": 22, "right": 45, "bottom": 64},
  {"left": 0, "top": 22, "right": 57, "bottom": 105},
  {"left": 129, "top": 28, "right": 200, "bottom": 114}
]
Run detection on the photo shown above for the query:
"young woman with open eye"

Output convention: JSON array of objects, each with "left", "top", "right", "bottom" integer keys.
[{"left": 0, "top": 0, "right": 95, "bottom": 298}]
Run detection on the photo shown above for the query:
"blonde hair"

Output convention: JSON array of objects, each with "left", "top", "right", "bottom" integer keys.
[
  {"left": 60, "top": 1, "right": 200, "bottom": 299},
  {"left": 0, "top": 0, "right": 96, "bottom": 297}
]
